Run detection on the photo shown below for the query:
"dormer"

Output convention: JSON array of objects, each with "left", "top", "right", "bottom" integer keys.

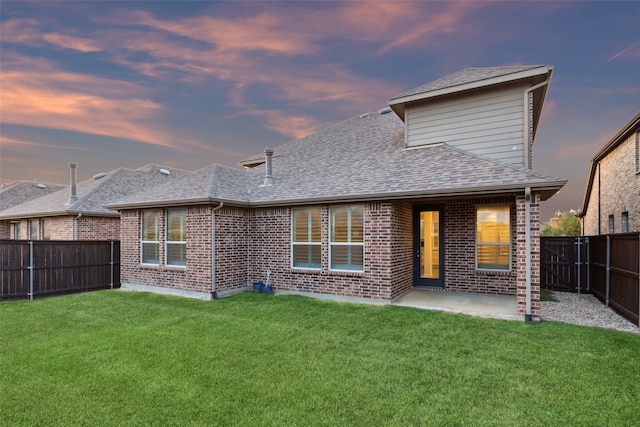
[{"left": 388, "top": 65, "right": 553, "bottom": 169}]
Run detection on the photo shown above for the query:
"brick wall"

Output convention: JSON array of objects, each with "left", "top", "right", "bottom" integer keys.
[
  {"left": 119, "top": 196, "right": 539, "bottom": 311},
  {"left": 583, "top": 131, "right": 640, "bottom": 235},
  {"left": 245, "top": 202, "right": 414, "bottom": 300},
  {"left": 443, "top": 196, "right": 518, "bottom": 294},
  {"left": 77, "top": 216, "right": 120, "bottom": 240},
  {"left": 120, "top": 207, "right": 214, "bottom": 294},
  {"left": 0, "top": 221, "right": 9, "bottom": 239},
  {"left": 516, "top": 193, "right": 541, "bottom": 320}
]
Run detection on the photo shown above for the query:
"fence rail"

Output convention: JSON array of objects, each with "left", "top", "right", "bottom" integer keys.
[
  {"left": 541, "top": 234, "right": 639, "bottom": 326},
  {"left": 0, "top": 240, "right": 120, "bottom": 301}
]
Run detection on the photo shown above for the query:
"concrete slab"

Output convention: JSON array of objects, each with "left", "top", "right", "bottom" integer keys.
[{"left": 391, "top": 289, "right": 519, "bottom": 321}]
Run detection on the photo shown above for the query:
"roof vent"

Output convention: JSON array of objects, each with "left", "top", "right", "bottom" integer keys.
[
  {"left": 159, "top": 168, "right": 171, "bottom": 176},
  {"left": 359, "top": 112, "right": 371, "bottom": 119},
  {"left": 378, "top": 107, "right": 392, "bottom": 115},
  {"left": 35, "top": 183, "right": 47, "bottom": 189},
  {"left": 263, "top": 147, "right": 274, "bottom": 186},
  {"left": 93, "top": 172, "right": 107, "bottom": 180},
  {"left": 67, "top": 162, "right": 78, "bottom": 205}
]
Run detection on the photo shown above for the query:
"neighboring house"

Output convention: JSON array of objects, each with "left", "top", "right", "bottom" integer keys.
[
  {"left": 0, "top": 163, "right": 189, "bottom": 240},
  {"left": 579, "top": 112, "right": 640, "bottom": 235},
  {"left": 107, "top": 65, "right": 566, "bottom": 321},
  {"left": 0, "top": 181, "right": 66, "bottom": 239}
]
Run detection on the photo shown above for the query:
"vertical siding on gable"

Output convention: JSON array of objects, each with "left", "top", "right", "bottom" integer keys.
[{"left": 406, "top": 84, "right": 528, "bottom": 165}]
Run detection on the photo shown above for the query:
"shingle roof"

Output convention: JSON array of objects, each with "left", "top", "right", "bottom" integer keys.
[
  {"left": 0, "top": 181, "right": 66, "bottom": 211},
  {"left": 0, "top": 164, "right": 191, "bottom": 219},
  {"left": 108, "top": 111, "right": 565, "bottom": 209},
  {"left": 107, "top": 164, "right": 250, "bottom": 207},
  {"left": 389, "top": 65, "right": 547, "bottom": 101}
]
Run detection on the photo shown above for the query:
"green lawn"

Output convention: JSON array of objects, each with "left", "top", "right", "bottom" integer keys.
[{"left": 1, "top": 291, "right": 639, "bottom": 426}]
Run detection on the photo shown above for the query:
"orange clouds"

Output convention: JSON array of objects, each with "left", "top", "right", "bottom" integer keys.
[{"left": 0, "top": 53, "right": 204, "bottom": 151}]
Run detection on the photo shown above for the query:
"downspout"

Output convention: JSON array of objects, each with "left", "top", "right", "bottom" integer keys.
[
  {"left": 597, "top": 162, "right": 601, "bottom": 235},
  {"left": 525, "top": 187, "right": 532, "bottom": 321},
  {"left": 73, "top": 213, "right": 82, "bottom": 240},
  {"left": 211, "top": 202, "right": 224, "bottom": 300}
]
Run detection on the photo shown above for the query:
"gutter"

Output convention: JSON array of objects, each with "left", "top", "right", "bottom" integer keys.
[{"left": 210, "top": 202, "right": 224, "bottom": 299}]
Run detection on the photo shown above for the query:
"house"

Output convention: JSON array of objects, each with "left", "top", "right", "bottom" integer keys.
[
  {"left": 0, "top": 163, "right": 189, "bottom": 240},
  {"left": 107, "top": 65, "right": 566, "bottom": 321},
  {"left": 0, "top": 181, "right": 66, "bottom": 239},
  {"left": 579, "top": 112, "right": 640, "bottom": 235}
]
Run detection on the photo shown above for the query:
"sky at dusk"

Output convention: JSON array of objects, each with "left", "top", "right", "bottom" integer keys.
[{"left": 1, "top": 1, "right": 638, "bottom": 221}]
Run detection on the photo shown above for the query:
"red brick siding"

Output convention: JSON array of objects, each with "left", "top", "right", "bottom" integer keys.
[
  {"left": 118, "top": 195, "right": 540, "bottom": 313},
  {"left": 76, "top": 216, "right": 119, "bottom": 240},
  {"left": 516, "top": 193, "right": 541, "bottom": 319},
  {"left": 120, "top": 207, "right": 213, "bottom": 294},
  {"left": 443, "top": 196, "right": 518, "bottom": 295},
  {"left": 214, "top": 207, "right": 249, "bottom": 293},
  {"left": 0, "top": 221, "right": 9, "bottom": 239}
]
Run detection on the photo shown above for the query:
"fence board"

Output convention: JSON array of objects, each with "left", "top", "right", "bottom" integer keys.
[{"left": 0, "top": 240, "right": 120, "bottom": 301}]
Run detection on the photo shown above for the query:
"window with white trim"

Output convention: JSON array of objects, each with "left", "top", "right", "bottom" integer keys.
[
  {"left": 622, "top": 212, "right": 629, "bottom": 233},
  {"left": 13, "top": 223, "right": 21, "bottom": 240},
  {"left": 141, "top": 210, "right": 160, "bottom": 264},
  {"left": 291, "top": 208, "right": 321, "bottom": 269},
  {"left": 166, "top": 209, "right": 187, "bottom": 267},
  {"left": 330, "top": 205, "right": 364, "bottom": 271},
  {"left": 476, "top": 206, "right": 511, "bottom": 271}
]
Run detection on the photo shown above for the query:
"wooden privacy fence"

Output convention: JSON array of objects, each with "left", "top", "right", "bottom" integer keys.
[
  {"left": 0, "top": 240, "right": 120, "bottom": 301},
  {"left": 541, "top": 235, "right": 639, "bottom": 326}
]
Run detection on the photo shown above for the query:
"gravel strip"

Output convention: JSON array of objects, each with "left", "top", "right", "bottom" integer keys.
[{"left": 541, "top": 291, "right": 639, "bottom": 334}]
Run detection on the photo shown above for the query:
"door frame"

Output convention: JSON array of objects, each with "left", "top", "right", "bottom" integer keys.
[{"left": 413, "top": 204, "right": 444, "bottom": 288}]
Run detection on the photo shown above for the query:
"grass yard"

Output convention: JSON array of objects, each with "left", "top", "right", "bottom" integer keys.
[{"left": 1, "top": 291, "right": 639, "bottom": 426}]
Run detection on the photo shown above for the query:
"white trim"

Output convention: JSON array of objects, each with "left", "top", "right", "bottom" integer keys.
[
  {"left": 291, "top": 207, "right": 322, "bottom": 270},
  {"left": 329, "top": 205, "right": 365, "bottom": 272},
  {"left": 140, "top": 209, "right": 160, "bottom": 265},
  {"left": 475, "top": 205, "right": 512, "bottom": 272}
]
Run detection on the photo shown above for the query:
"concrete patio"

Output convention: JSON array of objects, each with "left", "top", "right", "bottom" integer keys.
[{"left": 391, "top": 289, "right": 519, "bottom": 321}]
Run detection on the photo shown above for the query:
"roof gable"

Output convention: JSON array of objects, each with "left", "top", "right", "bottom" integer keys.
[{"left": 388, "top": 65, "right": 552, "bottom": 120}]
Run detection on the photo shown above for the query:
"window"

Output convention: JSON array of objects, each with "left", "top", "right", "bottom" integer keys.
[
  {"left": 13, "top": 223, "right": 21, "bottom": 240},
  {"left": 141, "top": 210, "right": 160, "bottom": 264},
  {"left": 622, "top": 212, "right": 629, "bottom": 233},
  {"left": 330, "top": 205, "right": 364, "bottom": 271},
  {"left": 608, "top": 215, "right": 614, "bottom": 234},
  {"left": 166, "top": 209, "right": 187, "bottom": 266},
  {"left": 41, "top": 219, "right": 51, "bottom": 240},
  {"left": 29, "top": 219, "right": 39, "bottom": 240},
  {"left": 476, "top": 206, "right": 511, "bottom": 271},
  {"left": 291, "top": 208, "right": 321, "bottom": 269}
]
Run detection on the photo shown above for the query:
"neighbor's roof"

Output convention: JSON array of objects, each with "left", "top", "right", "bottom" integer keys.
[
  {"left": 0, "top": 164, "right": 191, "bottom": 219},
  {"left": 108, "top": 111, "right": 566, "bottom": 210},
  {"left": 388, "top": 65, "right": 553, "bottom": 120},
  {"left": 0, "top": 181, "right": 66, "bottom": 212},
  {"left": 579, "top": 111, "right": 640, "bottom": 217}
]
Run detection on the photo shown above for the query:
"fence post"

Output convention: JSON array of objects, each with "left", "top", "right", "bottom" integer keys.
[
  {"left": 110, "top": 240, "right": 114, "bottom": 290},
  {"left": 576, "top": 237, "right": 581, "bottom": 294},
  {"left": 28, "top": 241, "right": 34, "bottom": 301},
  {"left": 606, "top": 235, "right": 610, "bottom": 307},
  {"left": 586, "top": 237, "right": 590, "bottom": 293}
]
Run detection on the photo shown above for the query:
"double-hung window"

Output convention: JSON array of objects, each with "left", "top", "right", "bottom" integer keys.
[
  {"left": 476, "top": 206, "right": 511, "bottom": 271},
  {"left": 166, "top": 209, "right": 187, "bottom": 267},
  {"left": 291, "top": 208, "right": 321, "bottom": 269},
  {"left": 141, "top": 210, "right": 160, "bottom": 264},
  {"left": 330, "top": 205, "right": 364, "bottom": 271}
]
